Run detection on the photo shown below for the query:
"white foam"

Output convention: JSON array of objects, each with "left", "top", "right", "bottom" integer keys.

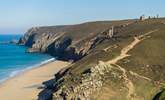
[{"left": 0, "top": 58, "right": 55, "bottom": 84}]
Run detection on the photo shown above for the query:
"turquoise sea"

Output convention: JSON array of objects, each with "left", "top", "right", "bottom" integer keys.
[{"left": 0, "top": 34, "right": 54, "bottom": 82}]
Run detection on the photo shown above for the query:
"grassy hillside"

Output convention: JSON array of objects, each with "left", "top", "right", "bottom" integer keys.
[{"left": 35, "top": 18, "right": 165, "bottom": 100}]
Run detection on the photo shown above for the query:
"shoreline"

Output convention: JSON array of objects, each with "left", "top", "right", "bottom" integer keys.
[
  {"left": 0, "top": 58, "right": 56, "bottom": 84},
  {"left": 0, "top": 60, "right": 70, "bottom": 100}
]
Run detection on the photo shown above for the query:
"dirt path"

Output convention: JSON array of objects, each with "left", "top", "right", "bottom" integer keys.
[
  {"left": 107, "top": 36, "right": 142, "bottom": 100},
  {"left": 107, "top": 37, "right": 140, "bottom": 64},
  {"left": 129, "top": 71, "right": 151, "bottom": 81},
  {"left": 114, "top": 64, "right": 135, "bottom": 100},
  {"left": 108, "top": 29, "right": 158, "bottom": 65},
  {"left": 106, "top": 30, "right": 158, "bottom": 100}
]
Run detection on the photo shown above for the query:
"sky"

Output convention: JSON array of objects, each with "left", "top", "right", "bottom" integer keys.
[{"left": 0, "top": 0, "right": 164, "bottom": 34}]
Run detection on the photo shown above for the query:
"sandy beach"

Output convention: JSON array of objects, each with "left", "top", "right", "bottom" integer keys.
[{"left": 0, "top": 60, "right": 70, "bottom": 100}]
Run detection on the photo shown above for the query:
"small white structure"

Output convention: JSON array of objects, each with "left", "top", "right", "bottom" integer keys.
[
  {"left": 140, "top": 15, "right": 145, "bottom": 21},
  {"left": 108, "top": 26, "right": 114, "bottom": 38}
]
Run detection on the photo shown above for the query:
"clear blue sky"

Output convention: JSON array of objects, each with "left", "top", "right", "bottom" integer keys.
[{"left": 0, "top": 0, "right": 164, "bottom": 34}]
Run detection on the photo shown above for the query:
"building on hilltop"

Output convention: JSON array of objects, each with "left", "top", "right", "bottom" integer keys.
[
  {"left": 100, "top": 26, "right": 114, "bottom": 39},
  {"left": 140, "top": 15, "right": 145, "bottom": 21},
  {"left": 108, "top": 26, "right": 114, "bottom": 38}
]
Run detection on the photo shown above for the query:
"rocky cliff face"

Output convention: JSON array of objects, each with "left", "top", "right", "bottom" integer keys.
[
  {"left": 19, "top": 20, "right": 133, "bottom": 61},
  {"left": 38, "top": 61, "right": 123, "bottom": 100},
  {"left": 34, "top": 18, "right": 165, "bottom": 100},
  {"left": 20, "top": 19, "right": 165, "bottom": 99}
]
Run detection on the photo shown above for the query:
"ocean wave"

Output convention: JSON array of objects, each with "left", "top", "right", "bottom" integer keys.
[{"left": 0, "top": 58, "right": 55, "bottom": 84}]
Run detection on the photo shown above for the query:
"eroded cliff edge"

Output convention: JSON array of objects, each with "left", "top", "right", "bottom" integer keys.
[
  {"left": 18, "top": 20, "right": 133, "bottom": 61},
  {"left": 19, "top": 18, "right": 165, "bottom": 100}
]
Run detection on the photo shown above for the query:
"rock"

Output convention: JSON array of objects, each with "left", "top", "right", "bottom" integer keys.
[
  {"left": 38, "top": 61, "right": 113, "bottom": 100},
  {"left": 38, "top": 89, "right": 53, "bottom": 100},
  {"left": 10, "top": 39, "right": 18, "bottom": 44}
]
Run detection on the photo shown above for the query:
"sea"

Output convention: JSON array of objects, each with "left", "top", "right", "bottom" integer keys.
[{"left": 0, "top": 34, "right": 55, "bottom": 83}]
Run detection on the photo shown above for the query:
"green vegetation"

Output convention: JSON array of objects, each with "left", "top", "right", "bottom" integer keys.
[
  {"left": 38, "top": 18, "right": 165, "bottom": 100},
  {"left": 63, "top": 18, "right": 165, "bottom": 99}
]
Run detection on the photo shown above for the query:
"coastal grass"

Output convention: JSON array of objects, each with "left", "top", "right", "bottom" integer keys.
[
  {"left": 118, "top": 28, "right": 165, "bottom": 82},
  {"left": 67, "top": 19, "right": 165, "bottom": 99},
  {"left": 36, "top": 18, "right": 165, "bottom": 99}
]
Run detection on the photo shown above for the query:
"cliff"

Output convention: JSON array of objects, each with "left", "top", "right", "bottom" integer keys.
[
  {"left": 19, "top": 20, "right": 133, "bottom": 61},
  {"left": 20, "top": 18, "right": 165, "bottom": 100}
]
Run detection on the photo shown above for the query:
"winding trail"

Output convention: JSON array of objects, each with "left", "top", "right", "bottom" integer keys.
[
  {"left": 106, "top": 30, "right": 158, "bottom": 100},
  {"left": 107, "top": 37, "right": 140, "bottom": 64},
  {"left": 129, "top": 71, "right": 151, "bottom": 81},
  {"left": 114, "top": 64, "right": 135, "bottom": 100}
]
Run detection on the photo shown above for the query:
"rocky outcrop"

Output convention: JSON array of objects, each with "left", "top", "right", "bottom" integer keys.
[{"left": 38, "top": 61, "right": 117, "bottom": 100}]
